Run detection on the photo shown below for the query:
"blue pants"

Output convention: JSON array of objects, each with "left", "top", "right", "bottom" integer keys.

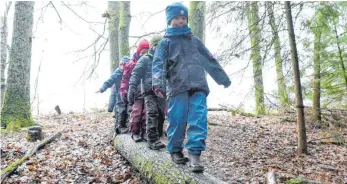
[{"left": 167, "top": 91, "right": 207, "bottom": 155}]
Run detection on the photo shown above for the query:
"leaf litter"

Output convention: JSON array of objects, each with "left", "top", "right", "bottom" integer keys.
[
  {"left": 1, "top": 111, "right": 346, "bottom": 183},
  {"left": 1, "top": 112, "right": 145, "bottom": 184}
]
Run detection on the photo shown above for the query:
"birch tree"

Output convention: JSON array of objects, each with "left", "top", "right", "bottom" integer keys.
[{"left": 1, "top": 2, "right": 35, "bottom": 130}]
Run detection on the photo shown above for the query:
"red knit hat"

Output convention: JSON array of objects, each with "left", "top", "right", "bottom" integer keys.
[{"left": 136, "top": 39, "right": 150, "bottom": 55}]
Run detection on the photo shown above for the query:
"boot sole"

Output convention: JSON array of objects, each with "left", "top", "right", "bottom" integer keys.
[
  {"left": 190, "top": 165, "right": 204, "bottom": 173},
  {"left": 171, "top": 157, "right": 189, "bottom": 164},
  {"left": 148, "top": 145, "right": 166, "bottom": 150}
]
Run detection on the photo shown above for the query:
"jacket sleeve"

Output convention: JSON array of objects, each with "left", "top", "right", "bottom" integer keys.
[
  {"left": 152, "top": 39, "right": 169, "bottom": 90},
  {"left": 129, "top": 58, "right": 146, "bottom": 95},
  {"left": 99, "top": 69, "right": 120, "bottom": 93},
  {"left": 120, "top": 60, "right": 136, "bottom": 96},
  {"left": 195, "top": 36, "right": 231, "bottom": 87}
]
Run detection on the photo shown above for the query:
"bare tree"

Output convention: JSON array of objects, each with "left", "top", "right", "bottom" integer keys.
[
  {"left": 118, "top": 1, "right": 131, "bottom": 58},
  {"left": 247, "top": 1, "right": 265, "bottom": 115},
  {"left": 1, "top": 1, "right": 12, "bottom": 108},
  {"left": 107, "top": 1, "right": 120, "bottom": 73},
  {"left": 284, "top": 1, "right": 307, "bottom": 154},
  {"left": 1, "top": 2, "right": 36, "bottom": 129},
  {"left": 189, "top": 1, "right": 206, "bottom": 43}
]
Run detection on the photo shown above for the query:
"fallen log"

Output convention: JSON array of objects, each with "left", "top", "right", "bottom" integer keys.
[
  {"left": 207, "top": 108, "right": 229, "bottom": 111},
  {"left": 1, "top": 131, "right": 62, "bottom": 182},
  {"left": 114, "top": 134, "right": 226, "bottom": 184}
]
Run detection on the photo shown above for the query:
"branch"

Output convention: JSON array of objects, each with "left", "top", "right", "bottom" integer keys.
[
  {"left": 129, "top": 29, "right": 165, "bottom": 49},
  {"left": 49, "top": 1, "right": 62, "bottom": 24},
  {"left": 61, "top": 1, "right": 104, "bottom": 24},
  {"left": 140, "top": 9, "right": 165, "bottom": 29},
  {"left": 1, "top": 131, "right": 62, "bottom": 182}
]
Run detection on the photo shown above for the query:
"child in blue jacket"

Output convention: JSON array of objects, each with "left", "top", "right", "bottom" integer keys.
[
  {"left": 97, "top": 56, "right": 131, "bottom": 134},
  {"left": 152, "top": 2, "right": 231, "bottom": 172}
]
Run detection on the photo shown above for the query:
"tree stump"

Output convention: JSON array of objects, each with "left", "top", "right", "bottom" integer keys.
[
  {"left": 54, "top": 105, "right": 61, "bottom": 115},
  {"left": 26, "top": 125, "right": 43, "bottom": 142}
]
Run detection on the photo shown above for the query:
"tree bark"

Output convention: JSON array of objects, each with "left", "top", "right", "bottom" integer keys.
[
  {"left": 1, "top": 2, "right": 12, "bottom": 109},
  {"left": 284, "top": 1, "right": 307, "bottom": 154},
  {"left": 118, "top": 1, "right": 131, "bottom": 59},
  {"left": 114, "top": 134, "right": 226, "bottom": 184},
  {"left": 247, "top": 1, "right": 265, "bottom": 115},
  {"left": 189, "top": 1, "right": 205, "bottom": 43},
  {"left": 108, "top": 2, "right": 120, "bottom": 73},
  {"left": 312, "top": 32, "right": 322, "bottom": 124},
  {"left": 0, "top": 2, "right": 35, "bottom": 130},
  {"left": 266, "top": 1, "right": 289, "bottom": 107}
]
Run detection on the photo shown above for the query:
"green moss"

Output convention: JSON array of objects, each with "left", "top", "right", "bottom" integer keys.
[
  {"left": 113, "top": 138, "right": 118, "bottom": 147},
  {"left": 1, "top": 90, "right": 35, "bottom": 130},
  {"left": 285, "top": 177, "right": 303, "bottom": 184},
  {"left": 1, "top": 155, "right": 28, "bottom": 175},
  {"left": 4, "top": 116, "right": 35, "bottom": 131}
]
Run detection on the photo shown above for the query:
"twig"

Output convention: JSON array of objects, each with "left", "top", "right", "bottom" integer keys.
[
  {"left": 61, "top": 1, "right": 104, "bottom": 24},
  {"left": 49, "top": 1, "right": 62, "bottom": 24},
  {"left": 308, "top": 133, "right": 346, "bottom": 143},
  {"left": 30, "top": 58, "right": 42, "bottom": 106},
  {"left": 1, "top": 131, "right": 62, "bottom": 182},
  {"left": 129, "top": 29, "right": 165, "bottom": 49}
]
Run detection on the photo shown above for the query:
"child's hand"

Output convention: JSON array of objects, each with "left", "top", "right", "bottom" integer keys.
[
  {"left": 121, "top": 93, "right": 128, "bottom": 103},
  {"left": 153, "top": 88, "right": 164, "bottom": 98},
  {"left": 224, "top": 80, "right": 231, "bottom": 88},
  {"left": 128, "top": 92, "right": 135, "bottom": 106}
]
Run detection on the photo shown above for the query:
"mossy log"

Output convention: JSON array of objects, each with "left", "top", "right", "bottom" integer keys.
[
  {"left": 114, "top": 134, "right": 226, "bottom": 184},
  {"left": 1, "top": 131, "right": 62, "bottom": 182}
]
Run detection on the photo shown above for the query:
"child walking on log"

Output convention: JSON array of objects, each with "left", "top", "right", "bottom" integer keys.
[
  {"left": 120, "top": 40, "right": 150, "bottom": 142},
  {"left": 97, "top": 56, "right": 131, "bottom": 135},
  {"left": 152, "top": 2, "right": 231, "bottom": 172},
  {"left": 128, "top": 34, "right": 166, "bottom": 150}
]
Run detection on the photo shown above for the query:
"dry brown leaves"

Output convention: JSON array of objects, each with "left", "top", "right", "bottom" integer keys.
[{"left": 1, "top": 112, "right": 145, "bottom": 184}]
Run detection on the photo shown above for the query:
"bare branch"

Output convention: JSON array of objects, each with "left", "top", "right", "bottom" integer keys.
[
  {"left": 140, "top": 9, "right": 165, "bottom": 29},
  {"left": 61, "top": 1, "right": 104, "bottom": 24},
  {"left": 49, "top": 1, "right": 62, "bottom": 24},
  {"left": 129, "top": 29, "right": 165, "bottom": 49}
]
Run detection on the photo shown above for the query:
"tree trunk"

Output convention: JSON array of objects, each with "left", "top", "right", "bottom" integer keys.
[
  {"left": 1, "top": 2, "right": 12, "bottom": 109},
  {"left": 284, "top": 1, "right": 307, "bottom": 154},
  {"left": 247, "top": 1, "right": 265, "bottom": 115},
  {"left": 333, "top": 24, "right": 347, "bottom": 91},
  {"left": 266, "top": 1, "right": 289, "bottom": 107},
  {"left": 118, "top": 1, "right": 131, "bottom": 59},
  {"left": 114, "top": 134, "right": 226, "bottom": 184},
  {"left": 108, "top": 2, "right": 120, "bottom": 73},
  {"left": 312, "top": 31, "right": 321, "bottom": 124},
  {"left": 0, "top": 2, "right": 35, "bottom": 130},
  {"left": 189, "top": 1, "right": 205, "bottom": 43}
]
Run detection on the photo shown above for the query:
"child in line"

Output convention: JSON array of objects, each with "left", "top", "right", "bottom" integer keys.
[
  {"left": 120, "top": 40, "right": 150, "bottom": 142},
  {"left": 128, "top": 34, "right": 166, "bottom": 150},
  {"left": 97, "top": 56, "right": 131, "bottom": 134},
  {"left": 152, "top": 2, "right": 231, "bottom": 172}
]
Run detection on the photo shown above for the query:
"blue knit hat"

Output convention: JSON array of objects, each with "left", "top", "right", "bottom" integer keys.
[
  {"left": 165, "top": 2, "right": 188, "bottom": 25},
  {"left": 120, "top": 56, "right": 130, "bottom": 63}
]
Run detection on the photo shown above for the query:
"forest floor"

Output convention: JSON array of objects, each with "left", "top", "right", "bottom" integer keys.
[
  {"left": 1, "top": 112, "right": 145, "bottom": 183},
  {"left": 1, "top": 111, "right": 346, "bottom": 183}
]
